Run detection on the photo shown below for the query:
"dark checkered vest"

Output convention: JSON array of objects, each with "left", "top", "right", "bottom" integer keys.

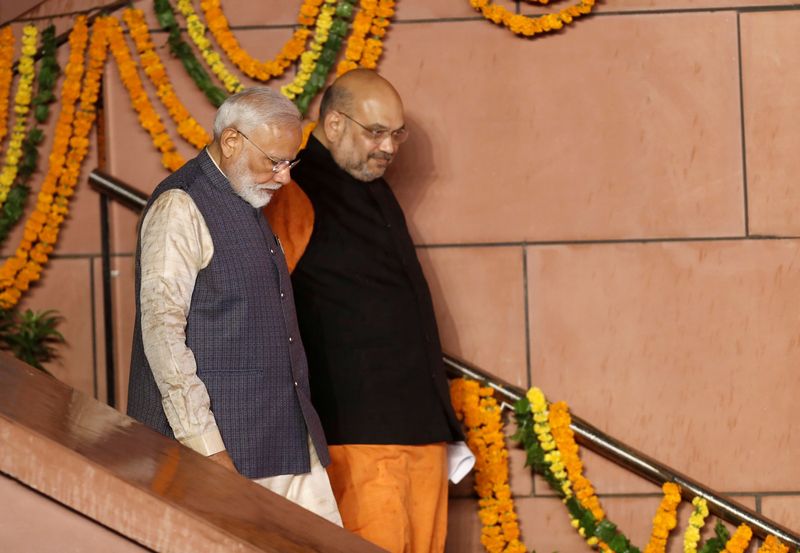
[{"left": 128, "top": 150, "right": 329, "bottom": 479}]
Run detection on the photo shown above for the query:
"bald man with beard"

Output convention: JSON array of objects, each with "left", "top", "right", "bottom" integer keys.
[{"left": 266, "top": 70, "right": 472, "bottom": 553}]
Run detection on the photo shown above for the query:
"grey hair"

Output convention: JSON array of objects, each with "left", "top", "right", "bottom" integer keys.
[{"left": 213, "top": 87, "right": 301, "bottom": 139}]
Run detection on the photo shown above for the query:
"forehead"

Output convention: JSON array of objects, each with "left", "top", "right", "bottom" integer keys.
[
  {"left": 353, "top": 95, "right": 405, "bottom": 129},
  {"left": 248, "top": 124, "right": 302, "bottom": 158}
]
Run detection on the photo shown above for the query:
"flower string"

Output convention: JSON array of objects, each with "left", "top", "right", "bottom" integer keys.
[
  {"left": 0, "top": 16, "right": 98, "bottom": 308},
  {"left": 154, "top": 0, "right": 227, "bottom": 107},
  {"left": 0, "top": 25, "right": 37, "bottom": 209},
  {"left": 450, "top": 379, "right": 526, "bottom": 553},
  {"left": 644, "top": 482, "right": 682, "bottom": 553},
  {"left": 12, "top": 17, "right": 88, "bottom": 283},
  {"left": 175, "top": 0, "right": 243, "bottom": 94},
  {"left": 515, "top": 387, "right": 641, "bottom": 553},
  {"left": 122, "top": 7, "right": 211, "bottom": 150},
  {"left": 282, "top": 0, "right": 337, "bottom": 100},
  {"left": 0, "top": 26, "right": 15, "bottom": 147},
  {"left": 722, "top": 525, "right": 753, "bottom": 553},
  {"left": 469, "top": 0, "right": 595, "bottom": 38},
  {"left": 106, "top": 16, "right": 185, "bottom": 172},
  {"left": 683, "top": 497, "right": 709, "bottom": 553},
  {"left": 337, "top": 0, "right": 395, "bottom": 75},
  {"left": 294, "top": 0, "right": 357, "bottom": 114},
  {"left": 359, "top": 0, "right": 395, "bottom": 69},
  {"left": 0, "top": 24, "right": 60, "bottom": 247},
  {"left": 200, "top": 0, "right": 314, "bottom": 81},
  {"left": 756, "top": 535, "right": 789, "bottom": 553},
  {"left": 549, "top": 400, "right": 604, "bottom": 521},
  {"left": 337, "top": 0, "right": 377, "bottom": 75}
]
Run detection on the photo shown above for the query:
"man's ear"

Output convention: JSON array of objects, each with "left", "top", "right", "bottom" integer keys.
[
  {"left": 219, "top": 128, "right": 240, "bottom": 159},
  {"left": 322, "top": 111, "right": 344, "bottom": 142}
]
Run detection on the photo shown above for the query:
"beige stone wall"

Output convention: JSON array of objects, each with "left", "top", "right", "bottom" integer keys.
[{"left": 4, "top": 1, "right": 799, "bottom": 551}]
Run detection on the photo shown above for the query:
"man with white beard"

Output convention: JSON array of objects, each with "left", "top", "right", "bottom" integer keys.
[{"left": 127, "top": 87, "right": 341, "bottom": 525}]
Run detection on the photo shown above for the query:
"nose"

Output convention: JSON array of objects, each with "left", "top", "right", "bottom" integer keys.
[
  {"left": 378, "top": 134, "right": 397, "bottom": 155},
  {"left": 273, "top": 166, "right": 292, "bottom": 185}
]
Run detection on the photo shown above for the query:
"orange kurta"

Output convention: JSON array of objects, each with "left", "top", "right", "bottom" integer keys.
[{"left": 327, "top": 444, "right": 449, "bottom": 553}]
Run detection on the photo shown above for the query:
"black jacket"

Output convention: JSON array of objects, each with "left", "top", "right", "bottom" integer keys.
[{"left": 290, "top": 136, "right": 464, "bottom": 445}]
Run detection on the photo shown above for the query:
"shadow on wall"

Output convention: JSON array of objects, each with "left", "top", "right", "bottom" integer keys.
[
  {"left": 384, "top": 114, "right": 463, "bottom": 359},
  {"left": 385, "top": 113, "right": 437, "bottom": 244}
]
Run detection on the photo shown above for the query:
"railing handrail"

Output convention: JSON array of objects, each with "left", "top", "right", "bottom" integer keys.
[
  {"left": 89, "top": 169, "right": 148, "bottom": 210},
  {"left": 89, "top": 168, "right": 800, "bottom": 549},
  {"left": 443, "top": 354, "right": 800, "bottom": 549}
]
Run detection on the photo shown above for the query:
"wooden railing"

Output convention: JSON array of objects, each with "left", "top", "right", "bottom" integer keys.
[{"left": 0, "top": 352, "right": 384, "bottom": 552}]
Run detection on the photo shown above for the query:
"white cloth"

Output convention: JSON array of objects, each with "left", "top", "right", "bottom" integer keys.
[
  {"left": 256, "top": 436, "right": 343, "bottom": 526},
  {"left": 447, "top": 441, "right": 475, "bottom": 484}
]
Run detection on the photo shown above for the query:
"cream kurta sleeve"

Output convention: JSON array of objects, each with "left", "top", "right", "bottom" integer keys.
[{"left": 139, "top": 189, "right": 223, "bottom": 456}]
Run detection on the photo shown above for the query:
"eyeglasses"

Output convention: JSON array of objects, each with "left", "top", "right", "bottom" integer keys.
[
  {"left": 338, "top": 112, "right": 409, "bottom": 144},
  {"left": 236, "top": 129, "right": 300, "bottom": 173}
]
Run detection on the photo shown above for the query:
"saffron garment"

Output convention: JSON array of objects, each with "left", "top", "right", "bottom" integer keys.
[
  {"left": 128, "top": 150, "right": 340, "bottom": 523},
  {"left": 327, "top": 444, "right": 448, "bottom": 553}
]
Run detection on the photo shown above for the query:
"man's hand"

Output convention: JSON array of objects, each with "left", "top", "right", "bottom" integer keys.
[{"left": 208, "top": 450, "right": 238, "bottom": 472}]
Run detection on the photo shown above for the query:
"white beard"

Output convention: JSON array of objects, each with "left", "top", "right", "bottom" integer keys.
[{"left": 227, "top": 154, "right": 279, "bottom": 208}]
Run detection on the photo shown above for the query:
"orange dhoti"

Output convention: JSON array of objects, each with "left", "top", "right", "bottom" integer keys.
[{"left": 326, "top": 443, "right": 449, "bottom": 553}]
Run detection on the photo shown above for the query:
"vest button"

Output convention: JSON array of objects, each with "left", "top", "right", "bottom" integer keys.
[
  {"left": 280, "top": 292, "right": 285, "bottom": 298},
  {"left": 270, "top": 249, "right": 275, "bottom": 255},
  {"left": 288, "top": 336, "right": 293, "bottom": 343}
]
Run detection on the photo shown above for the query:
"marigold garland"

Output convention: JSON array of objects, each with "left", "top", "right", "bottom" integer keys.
[
  {"left": 154, "top": 0, "right": 227, "bottom": 108},
  {"left": 449, "top": 379, "right": 526, "bottom": 553},
  {"left": 0, "top": 16, "right": 98, "bottom": 308},
  {"left": 756, "top": 535, "right": 789, "bottom": 553},
  {"left": 470, "top": 0, "right": 595, "bottom": 38},
  {"left": 106, "top": 16, "right": 185, "bottom": 172},
  {"left": 174, "top": 0, "right": 243, "bottom": 94},
  {"left": 0, "top": 25, "right": 38, "bottom": 209},
  {"left": 0, "top": 24, "right": 60, "bottom": 247},
  {"left": 549, "top": 400, "right": 604, "bottom": 522},
  {"left": 122, "top": 7, "right": 211, "bottom": 150},
  {"left": 200, "top": 0, "right": 314, "bottom": 81},
  {"left": 644, "top": 482, "right": 682, "bottom": 553},
  {"left": 281, "top": 0, "right": 338, "bottom": 100},
  {"left": 516, "top": 387, "right": 640, "bottom": 553},
  {"left": 294, "top": 0, "right": 357, "bottom": 114},
  {"left": 359, "top": 0, "right": 394, "bottom": 69},
  {"left": 683, "top": 497, "right": 709, "bottom": 553},
  {"left": 721, "top": 524, "right": 753, "bottom": 553},
  {"left": 0, "top": 26, "right": 15, "bottom": 146},
  {"left": 13, "top": 17, "right": 88, "bottom": 271},
  {"left": 451, "top": 379, "right": 790, "bottom": 553},
  {"left": 336, "top": 0, "right": 395, "bottom": 75}
]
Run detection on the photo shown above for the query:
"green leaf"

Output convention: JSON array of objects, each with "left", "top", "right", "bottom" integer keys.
[
  {"left": 595, "top": 519, "right": 618, "bottom": 542},
  {"left": 34, "top": 104, "right": 50, "bottom": 123},
  {"left": 608, "top": 534, "right": 629, "bottom": 552},
  {"left": 335, "top": 2, "right": 353, "bottom": 19},
  {"left": 0, "top": 308, "right": 65, "bottom": 372}
]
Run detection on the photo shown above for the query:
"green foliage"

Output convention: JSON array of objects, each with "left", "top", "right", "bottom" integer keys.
[
  {"left": 32, "top": 25, "right": 59, "bottom": 123},
  {"left": 154, "top": 0, "right": 228, "bottom": 107},
  {"left": 698, "top": 521, "right": 731, "bottom": 553},
  {"left": 0, "top": 309, "right": 65, "bottom": 372}
]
